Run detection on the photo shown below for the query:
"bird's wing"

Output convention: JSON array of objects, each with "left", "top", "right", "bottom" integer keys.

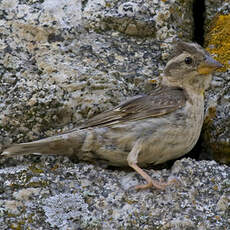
[{"left": 81, "top": 86, "right": 188, "bottom": 129}]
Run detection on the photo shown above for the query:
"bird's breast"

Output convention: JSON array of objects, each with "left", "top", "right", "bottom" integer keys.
[
  {"left": 138, "top": 92, "right": 205, "bottom": 166},
  {"left": 79, "top": 93, "right": 205, "bottom": 167}
]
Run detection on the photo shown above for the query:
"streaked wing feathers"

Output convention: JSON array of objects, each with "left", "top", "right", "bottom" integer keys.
[{"left": 81, "top": 86, "right": 187, "bottom": 129}]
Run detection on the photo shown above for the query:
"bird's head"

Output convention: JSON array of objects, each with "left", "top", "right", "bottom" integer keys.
[{"left": 163, "top": 41, "right": 223, "bottom": 93}]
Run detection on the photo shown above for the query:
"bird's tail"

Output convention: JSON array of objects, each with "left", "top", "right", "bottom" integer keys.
[{"left": 1, "top": 130, "right": 85, "bottom": 157}]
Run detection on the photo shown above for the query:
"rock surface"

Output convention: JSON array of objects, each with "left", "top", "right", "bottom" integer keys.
[
  {"left": 205, "top": 0, "right": 227, "bottom": 29},
  {"left": 203, "top": 2, "right": 230, "bottom": 163},
  {"left": 0, "top": 0, "right": 230, "bottom": 229},
  {"left": 0, "top": 0, "right": 193, "bottom": 151},
  {"left": 0, "top": 156, "right": 229, "bottom": 229}
]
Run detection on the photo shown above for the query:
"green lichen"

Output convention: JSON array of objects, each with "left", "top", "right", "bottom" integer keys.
[
  {"left": 8, "top": 213, "right": 35, "bottom": 230},
  {"left": 28, "top": 165, "right": 44, "bottom": 174},
  {"left": 212, "top": 143, "right": 230, "bottom": 164}
]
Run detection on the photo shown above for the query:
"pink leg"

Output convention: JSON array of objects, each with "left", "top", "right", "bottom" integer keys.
[
  {"left": 127, "top": 139, "right": 177, "bottom": 190},
  {"left": 129, "top": 162, "right": 170, "bottom": 190}
]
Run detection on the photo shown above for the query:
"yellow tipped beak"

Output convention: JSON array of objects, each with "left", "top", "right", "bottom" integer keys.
[{"left": 198, "top": 55, "right": 223, "bottom": 75}]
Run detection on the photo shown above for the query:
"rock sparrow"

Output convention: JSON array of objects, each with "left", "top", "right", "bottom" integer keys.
[{"left": 2, "top": 41, "right": 222, "bottom": 189}]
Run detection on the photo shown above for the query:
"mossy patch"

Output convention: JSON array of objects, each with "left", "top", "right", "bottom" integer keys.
[
  {"left": 205, "top": 14, "right": 230, "bottom": 72},
  {"left": 212, "top": 143, "right": 230, "bottom": 164}
]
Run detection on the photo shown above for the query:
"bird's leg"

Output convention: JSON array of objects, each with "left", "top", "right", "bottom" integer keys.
[{"left": 127, "top": 139, "right": 169, "bottom": 190}]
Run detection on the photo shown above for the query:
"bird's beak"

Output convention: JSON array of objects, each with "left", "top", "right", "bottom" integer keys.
[{"left": 198, "top": 55, "right": 223, "bottom": 75}]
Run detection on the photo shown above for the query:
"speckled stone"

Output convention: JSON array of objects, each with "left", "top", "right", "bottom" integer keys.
[
  {"left": 83, "top": 0, "right": 193, "bottom": 40},
  {"left": 0, "top": 156, "right": 229, "bottom": 229},
  {"left": 0, "top": 0, "right": 193, "bottom": 151},
  {"left": 0, "top": 1, "right": 229, "bottom": 229},
  {"left": 202, "top": 3, "right": 230, "bottom": 164},
  {"left": 205, "top": 0, "right": 226, "bottom": 29}
]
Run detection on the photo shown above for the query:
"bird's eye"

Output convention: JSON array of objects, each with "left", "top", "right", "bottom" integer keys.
[{"left": 184, "top": 57, "right": 193, "bottom": 65}]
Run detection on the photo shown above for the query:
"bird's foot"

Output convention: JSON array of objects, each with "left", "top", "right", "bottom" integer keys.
[{"left": 135, "top": 178, "right": 180, "bottom": 190}]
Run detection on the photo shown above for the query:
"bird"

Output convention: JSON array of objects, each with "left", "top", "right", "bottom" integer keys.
[{"left": 2, "top": 41, "right": 222, "bottom": 190}]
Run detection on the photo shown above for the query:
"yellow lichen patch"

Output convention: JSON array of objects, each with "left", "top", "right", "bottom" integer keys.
[{"left": 205, "top": 14, "right": 230, "bottom": 72}]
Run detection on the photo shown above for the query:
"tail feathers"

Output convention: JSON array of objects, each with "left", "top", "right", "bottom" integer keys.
[
  {"left": 1, "top": 131, "right": 85, "bottom": 157},
  {"left": 2, "top": 143, "right": 46, "bottom": 157}
]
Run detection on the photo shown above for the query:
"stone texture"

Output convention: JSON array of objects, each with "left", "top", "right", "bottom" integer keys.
[
  {"left": 0, "top": 156, "right": 229, "bottom": 229},
  {"left": 0, "top": 0, "right": 193, "bottom": 151},
  {"left": 0, "top": 0, "right": 229, "bottom": 229},
  {"left": 205, "top": 0, "right": 227, "bottom": 28},
  {"left": 83, "top": 0, "right": 194, "bottom": 40},
  {"left": 202, "top": 2, "right": 230, "bottom": 163}
]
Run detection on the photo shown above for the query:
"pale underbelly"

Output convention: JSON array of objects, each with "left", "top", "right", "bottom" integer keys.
[
  {"left": 79, "top": 98, "right": 204, "bottom": 167},
  {"left": 81, "top": 111, "right": 203, "bottom": 167}
]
